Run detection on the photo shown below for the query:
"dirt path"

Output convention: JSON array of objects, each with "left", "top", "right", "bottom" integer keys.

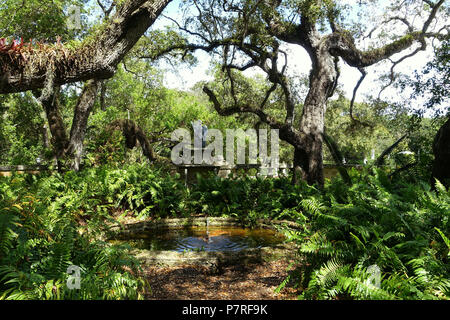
[{"left": 143, "top": 259, "right": 298, "bottom": 300}]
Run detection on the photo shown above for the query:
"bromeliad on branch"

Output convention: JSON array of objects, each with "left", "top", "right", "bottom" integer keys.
[
  {"left": 0, "top": 37, "right": 32, "bottom": 62},
  {"left": 0, "top": 0, "right": 172, "bottom": 94}
]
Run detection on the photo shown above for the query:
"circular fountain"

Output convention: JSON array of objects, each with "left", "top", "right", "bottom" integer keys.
[{"left": 109, "top": 217, "right": 298, "bottom": 269}]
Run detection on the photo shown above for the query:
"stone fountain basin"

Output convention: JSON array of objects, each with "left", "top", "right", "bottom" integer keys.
[{"left": 109, "top": 217, "right": 299, "bottom": 268}]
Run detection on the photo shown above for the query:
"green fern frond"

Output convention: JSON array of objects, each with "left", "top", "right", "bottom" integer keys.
[
  {"left": 435, "top": 228, "right": 450, "bottom": 253},
  {"left": 300, "top": 198, "right": 327, "bottom": 216},
  {"left": 0, "top": 213, "right": 18, "bottom": 259}
]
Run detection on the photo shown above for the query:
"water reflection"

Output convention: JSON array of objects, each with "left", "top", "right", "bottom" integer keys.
[{"left": 119, "top": 226, "right": 285, "bottom": 252}]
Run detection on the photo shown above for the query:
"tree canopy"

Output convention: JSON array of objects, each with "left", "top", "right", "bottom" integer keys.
[{"left": 151, "top": 0, "right": 448, "bottom": 185}]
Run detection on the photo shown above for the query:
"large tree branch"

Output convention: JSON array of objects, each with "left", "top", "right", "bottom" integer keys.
[
  {"left": 262, "top": 0, "right": 447, "bottom": 69},
  {"left": 202, "top": 85, "right": 308, "bottom": 149},
  {"left": 330, "top": 31, "right": 425, "bottom": 68},
  {"left": 422, "top": 0, "right": 447, "bottom": 33},
  {"left": 348, "top": 67, "right": 373, "bottom": 128},
  {"left": 329, "top": 0, "right": 447, "bottom": 68},
  {"left": 375, "top": 133, "right": 408, "bottom": 167},
  {"left": 34, "top": 87, "right": 69, "bottom": 159},
  {"left": 322, "top": 132, "right": 352, "bottom": 185},
  {"left": 432, "top": 116, "right": 450, "bottom": 187},
  {"left": 0, "top": 0, "right": 171, "bottom": 94}
]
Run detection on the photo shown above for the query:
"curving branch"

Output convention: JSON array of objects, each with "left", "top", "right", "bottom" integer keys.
[
  {"left": 66, "top": 80, "right": 100, "bottom": 171},
  {"left": 97, "top": 0, "right": 116, "bottom": 18},
  {"left": 375, "top": 133, "right": 408, "bottom": 167},
  {"left": 377, "top": 39, "right": 427, "bottom": 100},
  {"left": 202, "top": 85, "right": 308, "bottom": 149},
  {"left": 349, "top": 67, "right": 370, "bottom": 126},
  {"left": 422, "top": 0, "right": 446, "bottom": 33},
  {"left": 0, "top": 0, "right": 171, "bottom": 94},
  {"left": 203, "top": 85, "right": 276, "bottom": 125},
  {"left": 106, "top": 119, "right": 167, "bottom": 162},
  {"left": 328, "top": 56, "right": 340, "bottom": 98},
  {"left": 364, "top": 16, "right": 414, "bottom": 40},
  {"left": 330, "top": 0, "right": 447, "bottom": 69},
  {"left": 322, "top": 132, "right": 352, "bottom": 185}
]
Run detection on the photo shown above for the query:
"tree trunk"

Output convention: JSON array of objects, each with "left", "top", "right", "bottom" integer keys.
[
  {"left": 322, "top": 132, "right": 352, "bottom": 185},
  {"left": 298, "top": 49, "right": 337, "bottom": 186},
  {"left": 37, "top": 87, "right": 69, "bottom": 160},
  {"left": 41, "top": 124, "right": 50, "bottom": 149},
  {"left": 432, "top": 116, "right": 450, "bottom": 188},
  {"left": 35, "top": 81, "right": 99, "bottom": 171},
  {"left": 375, "top": 133, "right": 408, "bottom": 167},
  {"left": 107, "top": 119, "right": 160, "bottom": 162},
  {"left": 292, "top": 147, "right": 309, "bottom": 184},
  {"left": 99, "top": 80, "right": 107, "bottom": 111},
  {"left": 66, "top": 80, "right": 100, "bottom": 171}
]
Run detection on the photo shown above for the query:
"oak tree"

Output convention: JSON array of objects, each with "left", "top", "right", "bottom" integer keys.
[
  {"left": 0, "top": 0, "right": 171, "bottom": 169},
  {"left": 159, "top": 0, "right": 448, "bottom": 185}
]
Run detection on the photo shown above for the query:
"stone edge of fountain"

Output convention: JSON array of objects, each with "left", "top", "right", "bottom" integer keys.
[{"left": 107, "top": 217, "right": 300, "bottom": 269}]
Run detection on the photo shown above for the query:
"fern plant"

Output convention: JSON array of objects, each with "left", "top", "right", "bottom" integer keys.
[
  {"left": 0, "top": 172, "right": 149, "bottom": 300},
  {"left": 280, "top": 170, "right": 450, "bottom": 300}
]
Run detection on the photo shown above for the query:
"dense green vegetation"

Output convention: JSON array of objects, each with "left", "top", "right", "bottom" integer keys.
[
  {"left": 1, "top": 162, "right": 449, "bottom": 299},
  {"left": 0, "top": 169, "right": 147, "bottom": 299},
  {"left": 0, "top": 0, "right": 448, "bottom": 301},
  {"left": 279, "top": 172, "right": 449, "bottom": 299}
]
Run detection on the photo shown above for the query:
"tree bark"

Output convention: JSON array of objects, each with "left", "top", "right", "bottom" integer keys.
[
  {"left": 35, "top": 80, "right": 99, "bottom": 171},
  {"left": 297, "top": 43, "right": 338, "bottom": 186},
  {"left": 107, "top": 119, "right": 161, "bottom": 162},
  {"left": 66, "top": 80, "right": 100, "bottom": 171},
  {"left": 292, "top": 147, "right": 308, "bottom": 184},
  {"left": 322, "top": 132, "right": 352, "bottom": 185},
  {"left": 37, "top": 87, "right": 69, "bottom": 159},
  {"left": 375, "top": 133, "right": 408, "bottom": 166},
  {"left": 432, "top": 116, "right": 450, "bottom": 188},
  {"left": 0, "top": 0, "right": 171, "bottom": 94},
  {"left": 99, "top": 80, "right": 107, "bottom": 111},
  {"left": 41, "top": 124, "right": 50, "bottom": 149}
]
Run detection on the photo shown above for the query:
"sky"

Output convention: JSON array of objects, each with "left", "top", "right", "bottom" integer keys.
[{"left": 148, "top": 0, "right": 438, "bottom": 109}]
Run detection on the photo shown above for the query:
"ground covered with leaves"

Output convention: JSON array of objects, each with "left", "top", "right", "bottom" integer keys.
[{"left": 143, "top": 259, "right": 298, "bottom": 300}]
